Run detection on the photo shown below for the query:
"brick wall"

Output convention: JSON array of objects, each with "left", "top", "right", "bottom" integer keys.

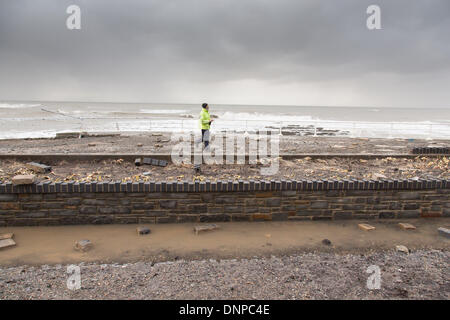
[{"left": 0, "top": 179, "right": 449, "bottom": 226}]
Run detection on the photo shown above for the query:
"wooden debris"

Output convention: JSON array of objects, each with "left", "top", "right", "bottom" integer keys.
[
  {"left": 358, "top": 223, "right": 376, "bottom": 231},
  {"left": 398, "top": 223, "right": 416, "bottom": 230},
  {"left": 194, "top": 224, "right": 220, "bottom": 235}
]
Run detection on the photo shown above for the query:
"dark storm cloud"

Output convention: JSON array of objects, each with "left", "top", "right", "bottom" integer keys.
[{"left": 0, "top": 0, "right": 449, "bottom": 106}]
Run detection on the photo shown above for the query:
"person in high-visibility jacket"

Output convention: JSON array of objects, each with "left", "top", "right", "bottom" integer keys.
[{"left": 199, "top": 103, "right": 213, "bottom": 148}]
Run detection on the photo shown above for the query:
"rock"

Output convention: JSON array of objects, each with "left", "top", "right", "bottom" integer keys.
[
  {"left": 322, "top": 239, "right": 332, "bottom": 246},
  {"left": 358, "top": 223, "right": 375, "bottom": 231},
  {"left": 0, "top": 238, "right": 16, "bottom": 249},
  {"left": 26, "top": 162, "right": 51, "bottom": 173},
  {"left": 74, "top": 239, "right": 93, "bottom": 252},
  {"left": 137, "top": 226, "right": 151, "bottom": 235},
  {"left": 396, "top": 245, "right": 409, "bottom": 254},
  {"left": 137, "top": 143, "right": 143, "bottom": 147},
  {"left": 12, "top": 174, "right": 36, "bottom": 185},
  {"left": 152, "top": 133, "right": 162, "bottom": 136},
  {"left": 398, "top": 223, "right": 416, "bottom": 230},
  {"left": 0, "top": 233, "right": 14, "bottom": 240},
  {"left": 194, "top": 224, "right": 220, "bottom": 235},
  {"left": 438, "top": 227, "right": 450, "bottom": 239},
  {"left": 88, "top": 143, "right": 96, "bottom": 147},
  {"left": 143, "top": 172, "right": 152, "bottom": 176}
]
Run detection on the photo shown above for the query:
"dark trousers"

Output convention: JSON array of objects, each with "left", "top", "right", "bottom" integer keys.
[{"left": 201, "top": 129, "right": 209, "bottom": 148}]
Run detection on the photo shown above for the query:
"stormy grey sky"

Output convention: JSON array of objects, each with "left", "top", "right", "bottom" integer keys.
[{"left": 0, "top": 0, "right": 449, "bottom": 107}]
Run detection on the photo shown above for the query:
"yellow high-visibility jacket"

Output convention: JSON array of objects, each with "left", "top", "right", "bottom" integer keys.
[{"left": 199, "top": 108, "right": 211, "bottom": 130}]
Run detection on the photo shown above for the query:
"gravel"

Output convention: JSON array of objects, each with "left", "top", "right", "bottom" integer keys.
[{"left": 1, "top": 250, "right": 448, "bottom": 300}]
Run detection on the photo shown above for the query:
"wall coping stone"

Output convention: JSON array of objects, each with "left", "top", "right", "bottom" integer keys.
[{"left": 0, "top": 179, "right": 448, "bottom": 194}]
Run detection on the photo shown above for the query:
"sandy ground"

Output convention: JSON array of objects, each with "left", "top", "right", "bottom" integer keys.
[
  {"left": 1, "top": 219, "right": 448, "bottom": 266},
  {"left": 0, "top": 220, "right": 449, "bottom": 300},
  {"left": 0, "top": 134, "right": 449, "bottom": 155},
  {"left": 0, "top": 156, "right": 449, "bottom": 183}
]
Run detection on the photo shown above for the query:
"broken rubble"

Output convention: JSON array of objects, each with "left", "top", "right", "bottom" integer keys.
[
  {"left": 358, "top": 223, "right": 375, "bottom": 231},
  {"left": 0, "top": 238, "right": 16, "bottom": 249},
  {"left": 194, "top": 224, "right": 220, "bottom": 235},
  {"left": 137, "top": 226, "right": 151, "bottom": 235},
  {"left": 437, "top": 227, "right": 450, "bottom": 239},
  {"left": 74, "top": 239, "right": 93, "bottom": 252},
  {"left": 0, "top": 233, "right": 14, "bottom": 240},
  {"left": 398, "top": 223, "right": 416, "bottom": 230},
  {"left": 26, "top": 162, "right": 51, "bottom": 173},
  {"left": 12, "top": 174, "right": 36, "bottom": 185}
]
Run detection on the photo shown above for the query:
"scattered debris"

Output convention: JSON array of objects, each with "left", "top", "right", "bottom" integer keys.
[
  {"left": 437, "top": 227, "right": 450, "bottom": 239},
  {"left": 74, "top": 239, "right": 93, "bottom": 252},
  {"left": 396, "top": 245, "right": 409, "bottom": 254},
  {"left": 358, "top": 223, "right": 376, "bottom": 231},
  {"left": 26, "top": 162, "right": 51, "bottom": 173},
  {"left": 322, "top": 239, "right": 332, "bottom": 246},
  {"left": 137, "top": 226, "right": 151, "bottom": 235},
  {"left": 194, "top": 224, "right": 220, "bottom": 235},
  {"left": 0, "top": 238, "right": 16, "bottom": 250},
  {"left": 398, "top": 223, "right": 416, "bottom": 230},
  {"left": 12, "top": 174, "right": 36, "bottom": 185}
]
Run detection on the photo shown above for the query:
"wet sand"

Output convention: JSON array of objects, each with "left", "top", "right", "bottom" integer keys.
[{"left": 1, "top": 219, "right": 448, "bottom": 267}]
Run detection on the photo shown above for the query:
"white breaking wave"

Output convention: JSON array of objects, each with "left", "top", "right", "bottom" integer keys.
[
  {"left": 218, "top": 111, "right": 315, "bottom": 122},
  {"left": 139, "top": 109, "right": 190, "bottom": 114},
  {"left": 0, "top": 103, "right": 42, "bottom": 109}
]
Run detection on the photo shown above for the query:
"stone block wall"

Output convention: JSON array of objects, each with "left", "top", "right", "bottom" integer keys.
[{"left": 0, "top": 179, "right": 449, "bottom": 226}]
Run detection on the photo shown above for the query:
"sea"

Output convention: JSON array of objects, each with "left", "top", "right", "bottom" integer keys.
[{"left": 0, "top": 101, "right": 449, "bottom": 140}]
